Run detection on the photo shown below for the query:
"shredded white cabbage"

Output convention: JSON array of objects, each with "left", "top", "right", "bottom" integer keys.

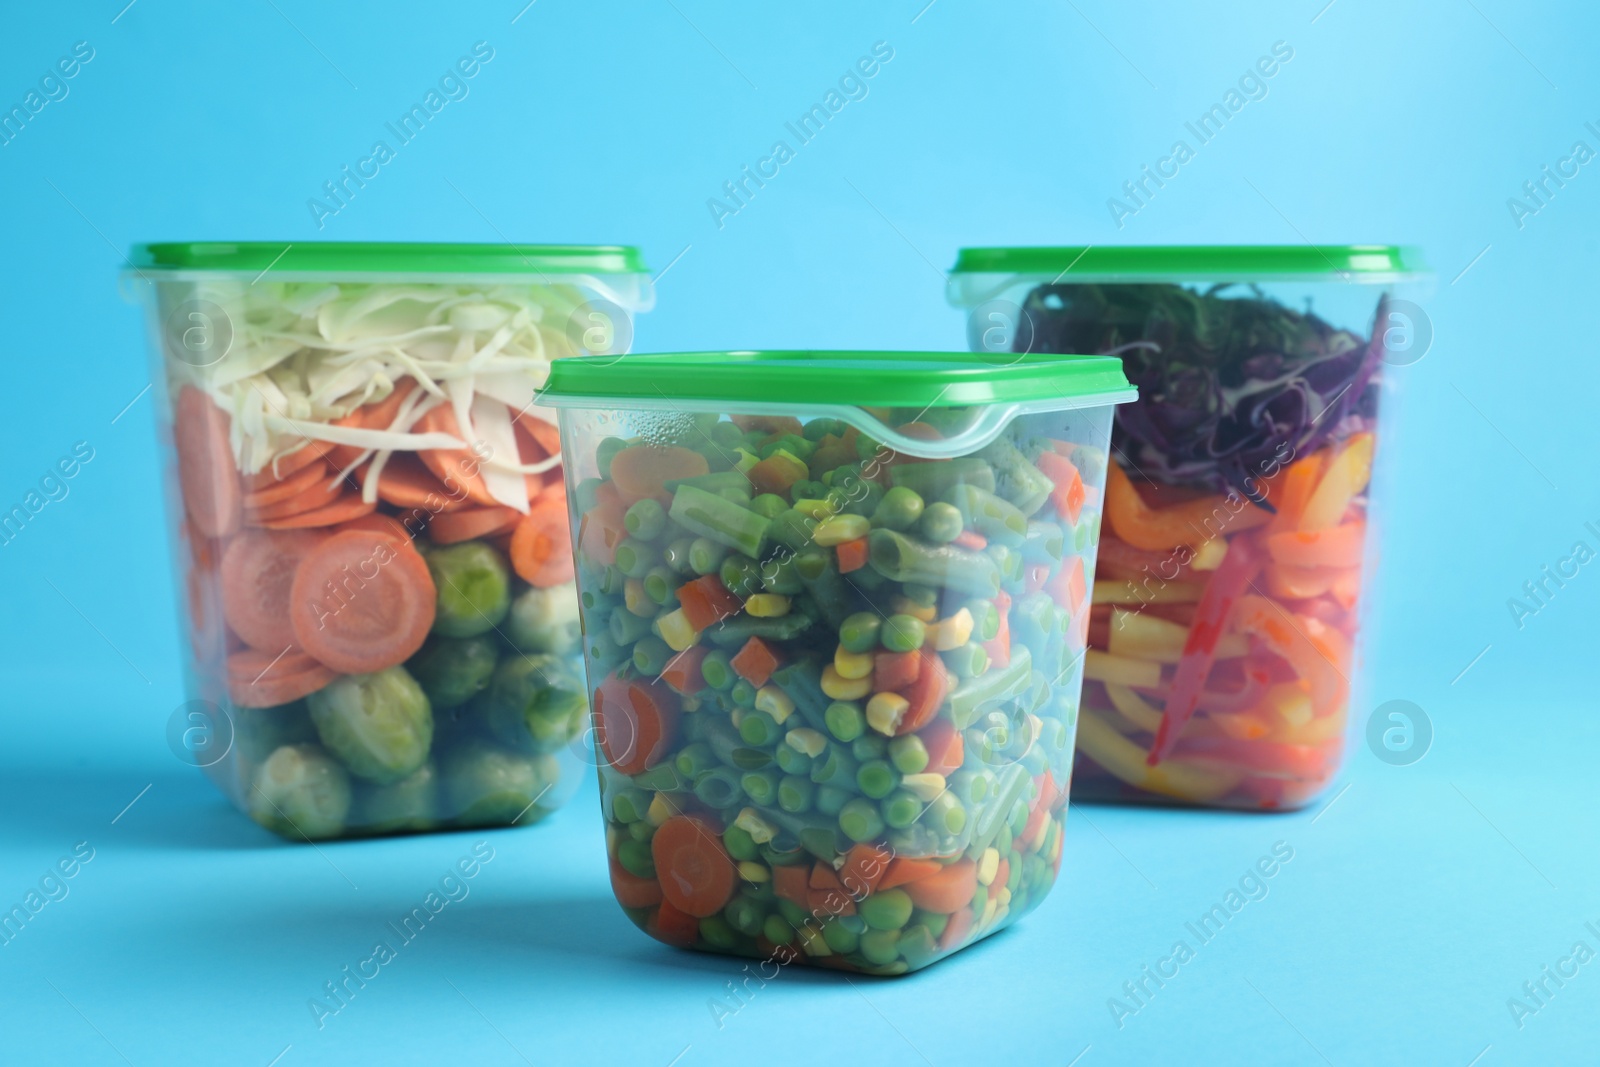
[{"left": 162, "top": 278, "right": 611, "bottom": 512}]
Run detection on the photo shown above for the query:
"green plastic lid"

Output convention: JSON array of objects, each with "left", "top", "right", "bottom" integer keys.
[
  {"left": 128, "top": 241, "right": 649, "bottom": 275},
  {"left": 950, "top": 244, "right": 1425, "bottom": 281},
  {"left": 541, "top": 351, "right": 1134, "bottom": 409}
]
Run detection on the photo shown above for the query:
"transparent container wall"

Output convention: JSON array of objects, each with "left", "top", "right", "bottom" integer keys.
[
  {"left": 557, "top": 398, "right": 1117, "bottom": 973},
  {"left": 955, "top": 272, "right": 1422, "bottom": 811},
  {"left": 136, "top": 271, "right": 650, "bottom": 839}
]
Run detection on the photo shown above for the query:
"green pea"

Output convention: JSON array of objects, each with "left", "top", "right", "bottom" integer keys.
[
  {"left": 881, "top": 790, "right": 921, "bottom": 830},
  {"left": 308, "top": 667, "right": 433, "bottom": 784},
  {"left": 856, "top": 760, "right": 897, "bottom": 800},
  {"left": 723, "top": 824, "right": 759, "bottom": 862},
  {"left": 740, "top": 769, "right": 779, "bottom": 806},
  {"left": 815, "top": 784, "right": 851, "bottom": 816},
  {"left": 760, "top": 554, "right": 804, "bottom": 595},
  {"left": 750, "top": 493, "right": 789, "bottom": 520},
  {"left": 701, "top": 650, "right": 735, "bottom": 690},
  {"left": 427, "top": 541, "right": 511, "bottom": 638},
  {"left": 720, "top": 555, "right": 763, "bottom": 597},
  {"left": 871, "top": 486, "right": 925, "bottom": 531},
  {"left": 612, "top": 788, "right": 651, "bottom": 823},
  {"left": 851, "top": 734, "right": 888, "bottom": 762},
  {"left": 888, "top": 735, "right": 929, "bottom": 775},
  {"left": 824, "top": 701, "right": 865, "bottom": 743},
  {"left": 762, "top": 914, "right": 795, "bottom": 946},
  {"left": 725, "top": 894, "right": 766, "bottom": 936},
  {"left": 925, "top": 791, "right": 967, "bottom": 835},
  {"left": 617, "top": 838, "right": 655, "bottom": 878},
  {"left": 919, "top": 501, "right": 964, "bottom": 543},
  {"left": 838, "top": 611, "right": 883, "bottom": 654},
  {"left": 859, "top": 927, "right": 900, "bottom": 965},
  {"left": 406, "top": 636, "right": 497, "bottom": 711},
  {"left": 248, "top": 744, "right": 352, "bottom": 840},
  {"left": 633, "top": 635, "right": 672, "bottom": 675},
  {"left": 596, "top": 437, "right": 630, "bottom": 479},
  {"left": 822, "top": 919, "right": 859, "bottom": 953},
  {"left": 859, "top": 888, "right": 913, "bottom": 930},
  {"left": 624, "top": 498, "right": 667, "bottom": 541},
  {"left": 777, "top": 775, "right": 814, "bottom": 813},
  {"left": 839, "top": 797, "right": 885, "bottom": 843},
  {"left": 881, "top": 615, "right": 926, "bottom": 653},
  {"left": 739, "top": 710, "right": 779, "bottom": 747}
]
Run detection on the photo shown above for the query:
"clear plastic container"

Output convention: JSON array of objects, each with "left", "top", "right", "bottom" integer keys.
[
  {"left": 126, "top": 241, "right": 653, "bottom": 839},
  {"left": 949, "top": 245, "right": 1430, "bottom": 811},
  {"left": 541, "top": 350, "right": 1134, "bottom": 973}
]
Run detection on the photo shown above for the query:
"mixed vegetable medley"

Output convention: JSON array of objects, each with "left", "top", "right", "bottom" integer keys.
[
  {"left": 567, "top": 407, "right": 1105, "bottom": 973},
  {"left": 1016, "top": 282, "right": 1382, "bottom": 810},
  {"left": 164, "top": 279, "right": 604, "bottom": 838}
]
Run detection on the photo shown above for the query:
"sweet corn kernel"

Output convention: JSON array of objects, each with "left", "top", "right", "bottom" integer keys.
[
  {"left": 833, "top": 645, "right": 874, "bottom": 680},
  {"left": 821, "top": 664, "right": 872, "bottom": 701},
  {"left": 737, "top": 861, "right": 770, "bottom": 883},
  {"left": 730, "top": 707, "right": 747, "bottom": 729},
  {"left": 932, "top": 607, "right": 974, "bottom": 651},
  {"left": 981, "top": 897, "right": 998, "bottom": 927},
  {"left": 977, "top": 847, "right": 1001, "bottom": 886},
  {"left": 754, "top": 685, "right": 795, "bottom": 724},
  {"left": 745, "top": 593, "right": 792, "bottom": 618},
  {"left": 1191, "top": 537, "right": 1228, "bottom": 571},
  {"left": 890, "top": 596, "right": 938, "bottom": 623},
  {"left": 654, "top": 608, "right": 700, "bottom": 652},
  {"left": 813, "top": 514, "right": 871, "bottom": 546},
  {"left": 646, "top": 793, "right": 679, "bottom": 827},
  {"left": 785, "top": 727, "right": 828, "bottom": 758},
  {"left": 735, "top": 807, "right": 776, "bottom": 844},
  {"left": 624, "top": 577, "right": 653, "bottom": 617},
  {"left": 797, "top": 924, "right": 833, "bottom": 957},
  {"left": 792, "top": 498, "right": 837, "bottom": 521},
  {"left": 997, "top": 886, "right": 1013, "bottom": 909},
  {"left": 900, "top": 773, "right": 947, "bottom": 802},
  {"left": 865, "top": 692, "right": 910, "bottom": 736}
]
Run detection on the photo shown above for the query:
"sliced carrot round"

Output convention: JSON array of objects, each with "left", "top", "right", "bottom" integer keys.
[
  {"left": 338, "top": 513, "right": 419, "bottom": 552},
  {"left": 651, "top": 815, "right": 736, "bottom": 918},
  {"left": 288, "top": 529, "right": 436, "bottom": 673},
  {"left": 242, "top": 444, "right": 323, "bottom": 491},
  {"left": 244, "top": 476, "right": 343, "bottom": 522},
  {"left": 375, "top": 453, "right": 471, "bottom": 512},
  {"left": 608, "top": 445, "right": 708, "bottom": 507},
  {"left": 594, "top": 674, "right": 679, "bottom": 775},
  {"left": 514, "top": 410, "right": 562, "bottom": 458},
  {"left": 414, "top": 406, "right": 498, "bottom": 505},
  {"left": 428, "top": 506, "right": 521, "bottom": 545},
  {"left": 225, "top": 646, "right": 337, "bottom": 707},
  {"left": 323, "top": 379, "right": 416, "bottom": 471},
  {"left": 220, "top": 528, "right": 326, "bottom": 652},
  {"left": 509, "top": 491, "right": 575, "bottom": 587},
  {"left": 259, "top": 492, "right": 377, "bottom": 530},
  {"left": 174, "top": 386, "right": 241, "bottom": 538},
  {"left": 241, "top": 460, "right": 334, "bottom": 509}
]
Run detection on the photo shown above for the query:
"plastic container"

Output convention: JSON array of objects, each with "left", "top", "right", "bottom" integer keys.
[
  {"left": 126, "top": 241, "right": 653, "bottom": 839},
  {"left": 541, "top": 350, "right": 1134, "bottom": 973},
  {"left": 949, "top": 245, "right": 1429, "bottom": 811}
]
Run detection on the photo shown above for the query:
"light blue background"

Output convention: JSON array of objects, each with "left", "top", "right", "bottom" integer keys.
[{"left": 2, "top": 1, "right": 1597, "bottom": 1064}]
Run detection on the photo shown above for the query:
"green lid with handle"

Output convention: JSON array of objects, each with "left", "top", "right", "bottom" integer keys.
[
  {"left": 128, "top": 241, "right": 649, "bottom": 275},
  {"left": 949, "top": 244, "right": 1426, "bottom": 283},
  {"left": 541, "top": 350, "right": 1134, "bottom": 410}
]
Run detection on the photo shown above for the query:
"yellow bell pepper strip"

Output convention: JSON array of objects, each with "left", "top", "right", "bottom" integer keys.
[
  {"left": 1298, "top": 432, "right": 1374, "bottom": 531},
  {"left": 1075, "top": 710, "right": 1243, "bottom": 802},
  {"left": 1148, "top": 533, "right": 1263, "bottom": 766},
  {"left": 1105, "top": 460, "right": 1270, "bottom": 551}
]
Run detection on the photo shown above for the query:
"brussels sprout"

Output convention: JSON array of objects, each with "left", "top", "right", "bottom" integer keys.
[
  {"left": 480, "top": 653, "right": 588, "bottom": 755},
  {"left": 248, "top": 744, "right": 352, "bottom": 839},
  {"left": 360, "top": 761, "right": 440, "bottom": 834},
  {"left": 406, "top": 636, "right": 498, "bottom": 710},
  {"left": 442, "top": 740, "right": 561, "bottom": 827},
  {"left": 506, "top": 582, "right": 582, "bottom": 656},
  {"left": 308, "top": 666, "right": 433, "bottom": 784},
  {"left": 234, "top": 701, "right": 318, "bottom": 764},
  {"left": 426, "top": 541, "right": 511, "bottom": 638}
]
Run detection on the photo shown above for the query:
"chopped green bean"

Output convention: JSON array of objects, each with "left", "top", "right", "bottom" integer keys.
[
  {"left": 839, "top": 797, "right": 885, "bottom": 843},
  {"left": 887, "top": 735, "right": 929, "bottom": 775},
  {"left": 624, "top": 498, "right": 667, "bottom": 541},
  {"left": 824, "top": 701, "right": 865, "bottom": 743},
  {"left": 856, "top": 759, "right": 898, "bottom": 800}
]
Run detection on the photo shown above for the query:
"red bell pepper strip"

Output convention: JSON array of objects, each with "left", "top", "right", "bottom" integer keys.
[{"left": 1147, "top": 534, "right": 1263, "bottom": 766}]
